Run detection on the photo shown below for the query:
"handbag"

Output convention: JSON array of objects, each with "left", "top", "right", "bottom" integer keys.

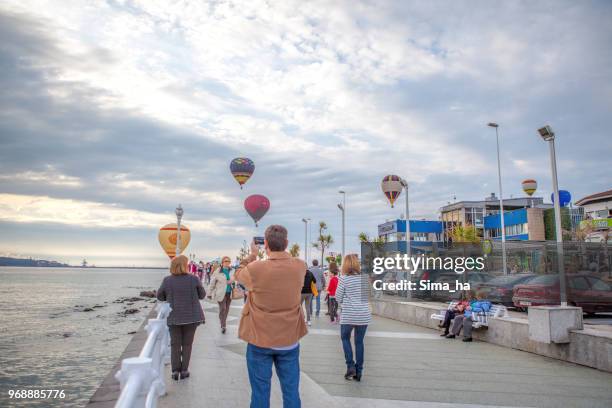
[
  {"left": 311, "top": 281, "right": 318, "bottom": 297},
  {"left": 231, "top": 283, "right": 244, "bottom": 300}
]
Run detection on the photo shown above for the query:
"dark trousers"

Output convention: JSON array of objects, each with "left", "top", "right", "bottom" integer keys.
[
  {"left": 340, "top": 324, "right": 368, "bottom": 375},
  {"left": 246, "top": 343, "right": 301, "bottom": 408},
  {"left": 329, "top": 297, "right": 338, "bottom": 322},
  {"left": 218, "top": 292, "right": 232, "bottom": 329},
  {"left": 441, "top": 310, "right": 456, "bottom": 333},
  {"left": 169, "top": 323, "right": 198, "bottom": 372}
]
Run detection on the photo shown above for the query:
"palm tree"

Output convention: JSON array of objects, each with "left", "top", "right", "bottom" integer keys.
[
  {"left": 289, "top": 243, "right": 300, "bottom": 258},
  {"left": 313, "top": 221, "right": 334, "bottom": 266},
  {"left": 450, "top": 224, "right": 481, "bottom": 243}
]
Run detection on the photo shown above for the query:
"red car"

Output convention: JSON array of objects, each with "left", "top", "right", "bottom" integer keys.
[{"left": 513, "top": 274, "right": 612, "bottom": 314}]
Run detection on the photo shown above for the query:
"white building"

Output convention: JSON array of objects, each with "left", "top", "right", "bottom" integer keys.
[{"left": 576, "top": 189, "right": 612, "bottom": 219}]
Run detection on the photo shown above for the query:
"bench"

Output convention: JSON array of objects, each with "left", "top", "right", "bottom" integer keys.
[
  {"left": 471, "top": 304, "right": 508, "bottom": 328},
  {"left": 430, "top": 301, "right": 458, "bottom": 321},
  {"left": 430, "top": 302, "right": 508, "bottom": 329}
]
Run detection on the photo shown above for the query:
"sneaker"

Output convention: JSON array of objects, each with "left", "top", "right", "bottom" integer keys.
[
  {"left": 180, "top": 371, "right": 190, "bottom": 379},
  {"left": 440, "top": 332, "right": 449, "bottom": 337},
  {"left": 462, "top": 337, "right": 473, "bottom": 342},
  {"left": 221, "top": 327, "right": 226, "bottom": 334},
  {"left": 344, "top": 368, "right": 356, "bottom": 380},
  {"left": 445, "top": 334, "right": 456, "bottom": 339},
  {"left": 353, "top": 373, "right": 362, "bottom": 382},
  {"left": 171, "top": 371, "right": 179, "bottom": 381}
]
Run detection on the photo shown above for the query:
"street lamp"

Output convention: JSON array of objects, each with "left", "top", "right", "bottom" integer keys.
[
  {"left": 399, "top": 179, "right": 411, "bottom": 260},
  {"left": 538, "top": 125, "right": 567, "bottom": 306},
  {"left": 399, "top": 178, "right": 412, "bottom": 300},
  {"left": 488, "top": 123, "right": 508, "bottom": 275},
  {"left": 301, "top": 218, "right": 310, "bottom": 264},
  {"left": 338, "top": 190, "right": 346, "bottom": 260},
  {"left": 175, "top": 204, "right": 184, "bottom": 258}
]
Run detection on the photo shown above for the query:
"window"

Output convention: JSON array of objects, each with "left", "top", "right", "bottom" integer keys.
[
  {"left": 569, "top": 277, "right": 589, "bottom": 290},
  {"left": 587, "top": 277, "right": 611, "bottom": 291}
]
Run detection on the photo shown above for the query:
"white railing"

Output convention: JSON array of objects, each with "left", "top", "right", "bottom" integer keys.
[{"left": 115, "top": 302, "right": 171, "bottom": 408}]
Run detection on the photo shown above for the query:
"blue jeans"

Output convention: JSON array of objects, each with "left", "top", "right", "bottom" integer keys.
[
  {"left": 309, "top": 293, "right": 321, "bottom": 316},
  {"left": 340, "top": 324, "right": 367, "bottom": 375},
  {"left": 246, "top": 343, "right": 301, "bottom": 408}
]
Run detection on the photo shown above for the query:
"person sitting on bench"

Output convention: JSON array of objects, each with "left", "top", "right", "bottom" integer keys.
[
  {"left": 439, "top": 294, "right": 472, "bottom": 337},
  {"left": 446, "top": 295, "right": 492, "bottom": 342}
]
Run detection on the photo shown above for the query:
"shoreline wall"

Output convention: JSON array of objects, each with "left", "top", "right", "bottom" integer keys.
[{"left": 87, "top": 308, "right": 157, "bottom": 408}]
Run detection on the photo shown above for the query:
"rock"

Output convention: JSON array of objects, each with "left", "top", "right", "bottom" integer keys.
[
  {"left": 121, "top": 308, "right": 140, "bottom": 315},
  {"left": 126, "top": 302, "right": 134, "bottom": 305},
  {"left": 93, "top": 305, "right": 105, "bottom": 308},
  {"left": 127, "top": 331, "right": 137, "bottom": 335},
  {"left": 82, "top": 308, "right": 94, "bottom": 312},
  {"left": 139, "top": 290, "right": 156, "bottom": 298},
  {"left": 63, "top": 332, "right": 73, "bottom": 338}
]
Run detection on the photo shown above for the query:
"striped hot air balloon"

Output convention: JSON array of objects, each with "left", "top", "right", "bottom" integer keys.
[
  {"left": 381, "top": 175, "right": 403, "bottom": 208},
  {"left": 230, "top": 157, "right": 255, "bottom": 189},
  {"left": 522, "top": 179, "right": 537, "bottom": 196},
  {"left": 158, "top": 223, "right": 191, "bottom": 259}
]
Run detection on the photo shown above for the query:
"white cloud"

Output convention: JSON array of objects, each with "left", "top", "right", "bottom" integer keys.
[{"left": 0, "top": 193, "right": 246, "bottom": 234}]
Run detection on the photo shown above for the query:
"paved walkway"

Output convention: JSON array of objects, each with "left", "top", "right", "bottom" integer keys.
[{"left": 159, "top": 300, "right": 612, "bottom": 408}]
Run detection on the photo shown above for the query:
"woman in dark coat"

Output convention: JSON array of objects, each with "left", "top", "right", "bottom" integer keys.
[{"left": 157, "top": 255, "right": 205, "bottom": 380}]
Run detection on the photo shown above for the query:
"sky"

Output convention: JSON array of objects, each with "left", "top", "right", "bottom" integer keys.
[{"left": 0, "top": 0, "right": 611, "bottom": 267}]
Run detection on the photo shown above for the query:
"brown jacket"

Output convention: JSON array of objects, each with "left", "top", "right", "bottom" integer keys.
[{"left": 235, "top": 251, "right": 308, "bottom": 348}]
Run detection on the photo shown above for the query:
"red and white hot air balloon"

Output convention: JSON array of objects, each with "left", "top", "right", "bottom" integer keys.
[{"left": 522, "top": 179, "right": 537, "bottom": 196}]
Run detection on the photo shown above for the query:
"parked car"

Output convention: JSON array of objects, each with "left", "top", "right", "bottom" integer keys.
[
  {"left": 429, "top": 272, "right": 494, "bottom": 302},
  {"left": 513, "top": 274, "right": 612, "bottom": 314},
  {"left": 474, "top": 273, "right": 537, "bottom": 307}
]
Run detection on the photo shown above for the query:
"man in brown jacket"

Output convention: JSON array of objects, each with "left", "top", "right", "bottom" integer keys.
[{"left": 235, "top": 224, "right": 307, "bottom": 408}]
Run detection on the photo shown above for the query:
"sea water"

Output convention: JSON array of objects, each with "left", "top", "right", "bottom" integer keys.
[{"left": 0, "top": 267, "right": 166, "bottom": 407}]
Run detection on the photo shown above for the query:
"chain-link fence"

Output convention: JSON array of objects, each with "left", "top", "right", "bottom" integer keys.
[{"left": 361, "top": 240, "right": 612, "bottom": 312}]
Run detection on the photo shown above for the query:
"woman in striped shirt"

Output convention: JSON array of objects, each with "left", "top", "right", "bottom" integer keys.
[{"left": 335, "top": 254, "right": 372, "bottom": 382}]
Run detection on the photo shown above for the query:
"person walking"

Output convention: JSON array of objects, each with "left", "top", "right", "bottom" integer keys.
[
  {"left": 327, "top": 263, "right": 339, "bottom": 323},
  {"left": 156, "top": 255, "right": 205, "bottom": 381},
  {"left": 234, "top": 225, "right": 308, "bottom": 408},
  {"left": 207, "top": 256, "right": 234, "bottom": 334},
  {"left": 301, "top": 267, "right": 316, "bottom": 326},
  {"left": 336, "top": 254, "right": 371, "bottom": 382},
  {"left": 307, "top": 259, "right": 326, "bottom": 318}
]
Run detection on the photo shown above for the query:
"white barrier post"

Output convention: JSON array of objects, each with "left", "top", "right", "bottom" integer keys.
[{"left": 115, "top": 357, "right": 154, "bottom": 407}]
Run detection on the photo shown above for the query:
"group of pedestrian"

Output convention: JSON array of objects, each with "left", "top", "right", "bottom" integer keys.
[{"left": 156, "top": 223, "right": 372, "bottom": 407}]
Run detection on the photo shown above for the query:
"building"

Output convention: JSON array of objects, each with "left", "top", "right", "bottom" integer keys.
[
  {"left": 576, "top": 189, "right": 612, "bottom": 219},
  {"left": 440, "top": 193, "right": 550, "bottom": 238},
  {"left": 378, "top": 219, "right": 444, "bottom": 252},
  {"left": 576, "top": 188, "right": 612, "bottom": 243},
  {"left": 484, "top": 207, "right": 546, "bottom": 241}
]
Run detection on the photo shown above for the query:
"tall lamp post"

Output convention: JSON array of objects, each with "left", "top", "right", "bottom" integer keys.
[
  {"left": 301, "top": 218, "right": 310, "bottom": 264},
  {"left": 338, "top": 190, "right": 346, "bottom": 260},
  {"left": 538, "top": 125, "right": 567, "bottom": 306},
  {"left": 488, "top": 123, "right": 508, "bottom": 275},
  {"left": 175, "top": 204, "right": 184, "bottom": 258},
  {"left": 399, "top": 178, "right": 411, "bottom": 300}
]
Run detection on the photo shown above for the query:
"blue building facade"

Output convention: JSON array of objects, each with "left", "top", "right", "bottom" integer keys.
[
  {"left": 378, "top": 219, "right": 444, "bottom": 252},
  {"left": 484, "top": 208, "right": 529, "bottom": 240}
]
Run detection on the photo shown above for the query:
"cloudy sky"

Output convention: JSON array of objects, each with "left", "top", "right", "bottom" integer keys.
[{"left": 1, "top": 0, "right": 611, "bottom": 267}]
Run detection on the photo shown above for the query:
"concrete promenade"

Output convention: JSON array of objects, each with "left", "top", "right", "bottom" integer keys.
[{"left": 159, "top": 300, "right": 612, "bottom": 408}]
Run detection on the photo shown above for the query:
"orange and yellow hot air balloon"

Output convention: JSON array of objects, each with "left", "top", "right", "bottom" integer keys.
[
  {"left": 158, "top": 223, "right": 191, "bottom": 259},
  {"left": 521, "top": 179, "right": 537, "bottom": 196}
]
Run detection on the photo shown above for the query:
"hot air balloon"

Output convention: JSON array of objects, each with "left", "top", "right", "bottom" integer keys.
[
  {"left": 158, "top": 223, "right": 191, "bottom": 259},
  {"left": 551, "top": 190, "right": 572, "bottom": 207},
  {"left": 522, "top": 179, "right": 537, "bottom": 196},
  {"left": 244, "top": 194, "right": 270, "bottom": 226},
  {"left": 230, "top": 157, "right": 255, "bottom": 189},
  {"left": 381, "top": 175, "right": 403, "bottom": 207}
]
